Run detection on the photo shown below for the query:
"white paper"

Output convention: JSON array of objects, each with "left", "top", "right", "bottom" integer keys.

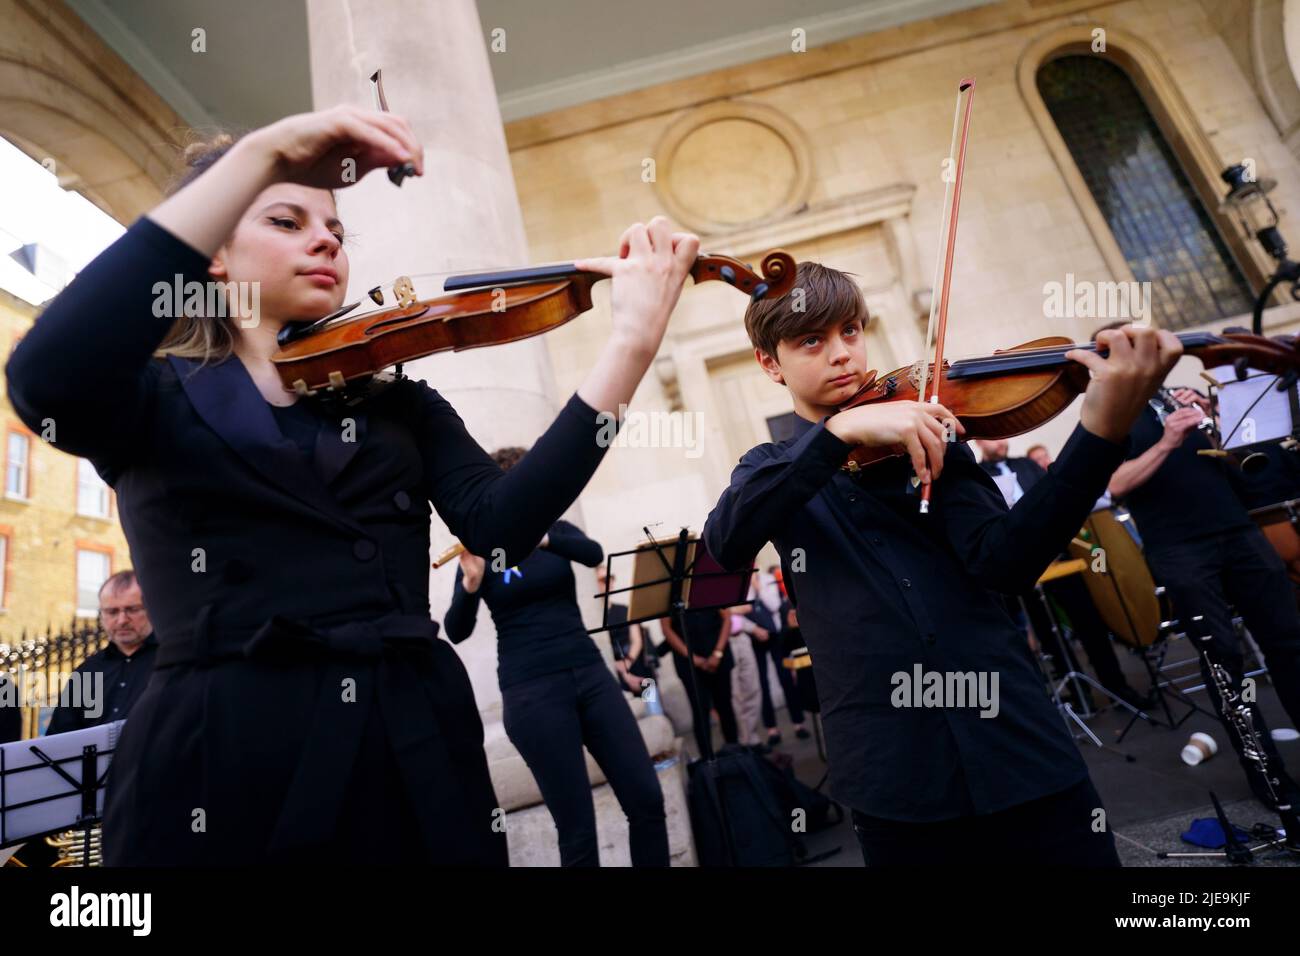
[{"left": 0, "top": 720, "right": 124, "bottom": 846}]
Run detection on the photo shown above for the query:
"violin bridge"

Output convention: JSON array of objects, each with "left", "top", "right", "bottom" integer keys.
[{"left": 394, "top": 276, "right": 416, "bottom": 308}]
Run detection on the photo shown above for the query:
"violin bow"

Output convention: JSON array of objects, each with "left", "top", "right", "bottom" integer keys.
[
  {"left": 369, "top": 68, "right": 417, "bottom": 187},
  {"left": 916, "top": 77, "right": 976, "bottom": 514}
]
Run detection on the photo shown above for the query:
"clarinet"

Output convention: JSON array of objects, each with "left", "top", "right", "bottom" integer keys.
[{"left": 1192, "top": 625, "right": 1300, "bottom": 851}]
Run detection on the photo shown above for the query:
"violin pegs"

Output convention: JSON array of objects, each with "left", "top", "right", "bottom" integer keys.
[
  {"left": 720, "top": 265, "right": 736, "bottom": 286},
  {"left": 751, "top": 283, "right": 769, "bottom": 300}
]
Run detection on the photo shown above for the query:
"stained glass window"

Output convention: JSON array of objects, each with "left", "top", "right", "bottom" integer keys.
[{"left": 1037, "top": 55, "right": 1254, "bottom": 328}]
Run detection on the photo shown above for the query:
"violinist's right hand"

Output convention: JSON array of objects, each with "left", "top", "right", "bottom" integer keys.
[
  {"left": 826, "top": 401, "right": 964, "bottom": 484},
  {"left": 245, "top": 105, "right": 424, "bottom": 190},
  {"left": 458, "top": 549, "right": 487, "bottom": 593}
]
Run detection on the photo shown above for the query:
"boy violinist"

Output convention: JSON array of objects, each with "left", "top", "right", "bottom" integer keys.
[{"left": 703, "top": 262, "right": 1182, "bottom": 865}]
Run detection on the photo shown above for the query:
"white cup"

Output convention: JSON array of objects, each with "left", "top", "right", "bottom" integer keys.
[{"left": 1181, "top": 731, "right": 1218, "bottom": 766}]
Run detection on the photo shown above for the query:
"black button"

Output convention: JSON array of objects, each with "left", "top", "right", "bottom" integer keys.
[
  {"left": 848, "top": 495, "right": 858, "bottom": 503},
  {"left": 353, "top": 539, "right": 377, "bottom": 561},
  {"left": 119, "top": 681, "right": 126, "bottom": 687},
  {"left": 901, "top": 578, "right": 912, "bottom": 588},
  {"left": 393, "top": 490, "right": 411, "bottom": 511},
  {"left": 872, "top": 537, "right": 883, "bottom": 546}
]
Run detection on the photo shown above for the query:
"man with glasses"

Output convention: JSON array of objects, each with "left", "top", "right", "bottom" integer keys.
[{"left": 46, "top": 570, "right": 157, "bottom": 734}]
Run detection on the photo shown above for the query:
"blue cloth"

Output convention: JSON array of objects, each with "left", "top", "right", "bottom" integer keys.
[{"left": 1180, "top": 817, "right": 1251, "bottom": 848}]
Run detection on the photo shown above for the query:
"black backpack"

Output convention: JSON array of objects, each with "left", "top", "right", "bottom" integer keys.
[{"left": 687, "top": 744, "right": 802, "bottom": 866}]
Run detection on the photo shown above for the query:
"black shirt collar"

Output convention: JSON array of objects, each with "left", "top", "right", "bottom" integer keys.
[{"left": 102, "top": 631, "right": 158, "bottom": 660}]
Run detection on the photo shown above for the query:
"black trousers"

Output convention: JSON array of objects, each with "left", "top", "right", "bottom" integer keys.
[
  {"left": 672, "top": 653, "right": 738, "bottom": 756},
  {"left": 851, "top": 777, "right": 1120, "bottom": 866},
  {"left": 502, "top": 661, "right": 669, "bottom": 867},
  {"left": 1145, "top": 527, "right": 1300, "bottom": 803},
  {"left": 753, "top": 636, "right": 805, "bottom": 728}
]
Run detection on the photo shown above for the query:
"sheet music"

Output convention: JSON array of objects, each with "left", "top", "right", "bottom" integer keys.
[
  {"left": 0, "top": 720, "right": 124, "bottom": 847},
  {"left": 1211, "top": 365, "right": 1297, "bottom": 448}
]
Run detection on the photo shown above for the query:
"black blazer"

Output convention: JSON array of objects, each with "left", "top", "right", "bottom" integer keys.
[{"left": 5, "top": 217, "right": 613, "bottom": 864}]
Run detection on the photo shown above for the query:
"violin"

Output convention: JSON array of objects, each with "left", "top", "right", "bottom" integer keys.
[
  {"left": 270, "top": 250, "right": 796, "bottom": 399},
  {"left": 835, "top": 329, "right": 1300, "bottom": 473},
  {"left": 832, "top": 77, "right": 1300, "bottom": 489},
  {"left": 269, "top": 67, "right": 798, "bottom": 401}
]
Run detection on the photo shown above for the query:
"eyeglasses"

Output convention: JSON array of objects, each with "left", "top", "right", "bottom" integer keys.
[{"left": 100, "top": 605, "right": 145, "bottom": 619}]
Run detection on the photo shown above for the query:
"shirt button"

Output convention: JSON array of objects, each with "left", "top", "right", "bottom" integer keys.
[
  {"left": 353, "top": 539, "right": 378, "bottom": 561},
  {"left": 872, "top": 537, "right": 883, "bottom": 546},
  {"left": 901, "top": 578, "right": 912, "bottom": 588},
  {"left": 848, "top": 494, "right": 858, "bottom": 503},
  {"left": 393, "top": 490, "right": 411, "bottom": 511}
]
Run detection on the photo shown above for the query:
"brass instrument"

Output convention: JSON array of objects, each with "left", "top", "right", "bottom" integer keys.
[{"left": 46, "top": 824, "right": 103, "bottom": 866}]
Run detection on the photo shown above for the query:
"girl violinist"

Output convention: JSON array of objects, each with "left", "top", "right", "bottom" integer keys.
[{"left": 5, "top": 104, "right": 700, "bottom": 865}]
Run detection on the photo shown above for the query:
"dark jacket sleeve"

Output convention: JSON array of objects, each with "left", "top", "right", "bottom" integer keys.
[
  {"left": 703, "top": 419, "right": 851, "bottom": 572},
  {"left": 5, "top": 217, "right": 212, "bottom": 469},
  {"left": 413, "top": 387, "right": 617, "bottom": 568},
  {"left": 0, "top": 675, "right": 23, "bottom": 743},
  {"left": 541, "top": 519, "right": 603, "bottom": 567},
  {"left": 939, "top": 424, "right": 1128, "bottom": 594},
  {"left": 443, "top": 565, "right": 483, "bottom": 645}
]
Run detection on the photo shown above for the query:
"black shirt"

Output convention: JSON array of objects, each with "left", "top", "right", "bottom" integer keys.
[
  {"left": 674, "top": 606, "right": 732, "bottom": 665},
  {"left": 1120, "top": 406, "right": 1252, "bottom": 552},
  {"left": 704, "top": 414, "right": 1126, "bottom": 821},
  {"left": 45, "top": 634, "right": 158, "bottom": 734},
  {"left": 269, "top": 400, "right": 323, "bottom": 463},
  {"left": 444, "top": 519, "right": 604, "bottom": 688}
]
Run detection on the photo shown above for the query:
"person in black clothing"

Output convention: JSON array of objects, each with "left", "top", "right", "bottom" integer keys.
[
  {"left": 746, "top": 568, "right": 809, "bottom": 744},
  {"left": 46, "top": 570, "right": 158, "bottom": 735},
  {"left": 1108, "top": 374, "right": 1300, "bottom": 807},
  {"left": 0, "top": 672, "right": 20, "bottom": 744},
  {"left": 596, "top": 564, "right": 654, "bottom": 696},
  {"left": 974, "top": 439, "right": 1147, "bottom": 710},
  {"left": 660, "top": 607, "right": 738, "bottom": 757},
  {"left": 4, "top": 107, "right": 701, "bottom": 865},
  {"left": 444, "top": 446, "right": 668, "bottom": 867},
  {"left": 703, "top": 262, "right": 1184, "bottom": 866}
]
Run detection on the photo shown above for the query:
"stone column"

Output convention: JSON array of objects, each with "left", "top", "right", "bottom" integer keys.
[{"left": 305, "top": 0, "right": 571, "bottom": 711}]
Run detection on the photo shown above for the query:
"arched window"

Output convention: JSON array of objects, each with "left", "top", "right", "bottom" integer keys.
[{"left": 1037, "top": 55, "right": 1254, "bottom": 328}]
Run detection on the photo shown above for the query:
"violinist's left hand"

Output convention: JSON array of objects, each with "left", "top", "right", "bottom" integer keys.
[{"left": 1065, "top": 325, "right": 1183, "bottom": 443}]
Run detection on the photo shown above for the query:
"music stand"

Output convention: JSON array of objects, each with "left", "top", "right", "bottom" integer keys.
[
  {"left": 0, "top": 720, "right": 123, "bottom": 863},
  {"left": 588, "top": 527, "right": 753, "bottom": 864}
]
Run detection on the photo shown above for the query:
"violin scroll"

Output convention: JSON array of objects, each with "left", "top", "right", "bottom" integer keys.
[{"left": 688, "top": 251, "right": 796, "bottom": 301}]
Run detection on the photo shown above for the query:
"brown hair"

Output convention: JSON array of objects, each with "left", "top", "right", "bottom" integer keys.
[
  {"left": 491, "top": 446, "right": 528, "bottom": 471},
  {"left": 151, "top": 130, "right": 250, "bottom": 368},
  {"left": 743, "top": 261, "right": 870, "bottom": 360},
  {"left": 98, "top": 569, "right": 139, "bottom": 599}
]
